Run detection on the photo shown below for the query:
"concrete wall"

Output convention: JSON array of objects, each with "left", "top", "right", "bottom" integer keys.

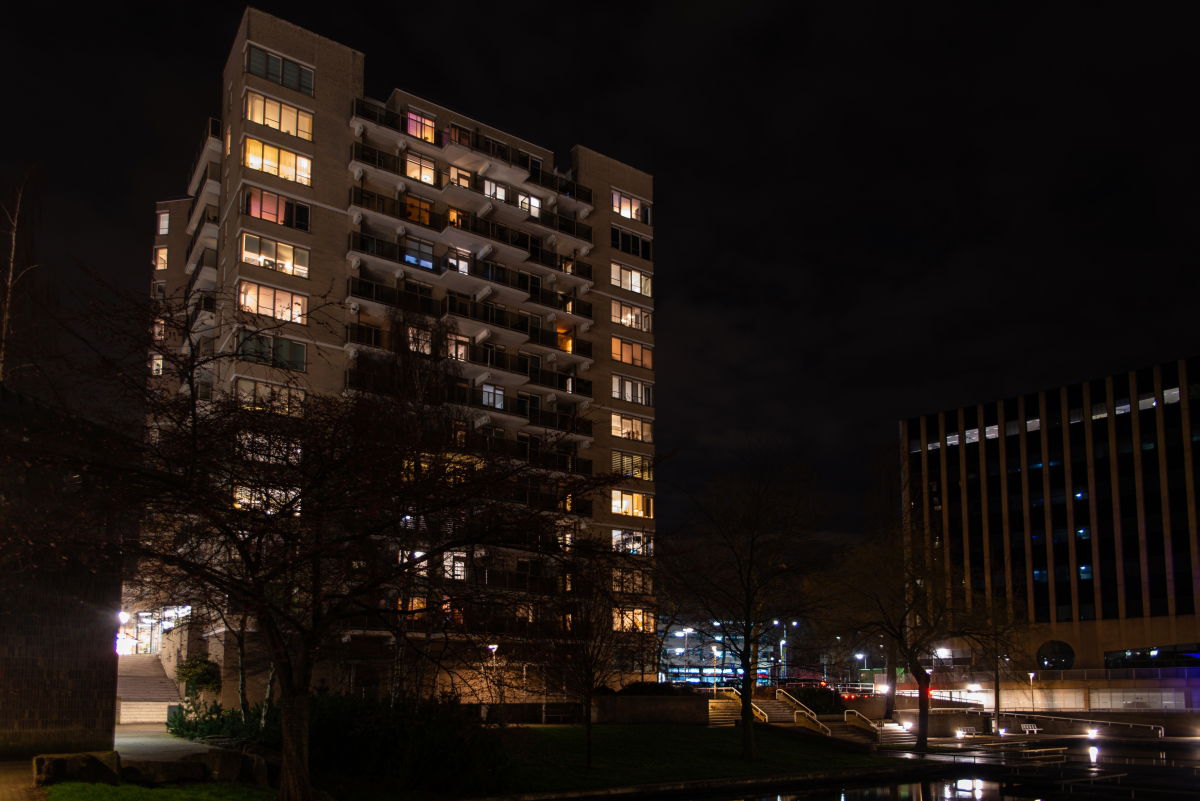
[{"left": 592, "top": 696, "right": 708, "bottom": 724}]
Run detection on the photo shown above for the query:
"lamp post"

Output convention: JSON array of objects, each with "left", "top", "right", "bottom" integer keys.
[
  {"left": 855, "top": 652, "right": 866, "bottom": 684},
  {"left": 1028, "top": 672, "right": 1035, "bottom": 712},
  {"left": 711, "top": 646, "right": 719, "bottom": 693}
]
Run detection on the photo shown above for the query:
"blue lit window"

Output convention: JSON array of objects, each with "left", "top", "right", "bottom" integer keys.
[
  {"left": 1074, "top": 491, "right": 1087, "bottom": 500},
  {"left": 1079, "top": 565, "right": 1093, "bottom": 580},
  {"left": 1076, "top": 527, "right": 1090, "bottom": 540},
  {"left": 1033, "top": 569, "right": 1048, "bottom": 583}
]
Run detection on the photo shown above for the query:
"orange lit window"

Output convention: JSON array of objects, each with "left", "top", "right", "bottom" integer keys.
[{"left": 406, "top": 111, "right": 437, "bottom": 143}]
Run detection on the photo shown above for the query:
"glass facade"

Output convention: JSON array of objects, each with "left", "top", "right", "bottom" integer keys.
[{"left": 903, "top": 359, "right": 1198, "bottom": 632}]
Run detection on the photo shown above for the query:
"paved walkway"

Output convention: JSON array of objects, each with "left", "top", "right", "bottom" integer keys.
[
  {"left": 0, "top": 762, "right": 43, "bottom": 801},
  {"left": 116, "top": 723, "right": 213, "bottom": 761},
  {"left": 0, "top": 726, "right": 211, "bottom": 799}
]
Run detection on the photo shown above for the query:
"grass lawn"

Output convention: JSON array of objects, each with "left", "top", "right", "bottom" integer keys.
[
  {"left": 501, "top": 724, "right": 904, "bottom": 793},
  {"left": 45, "top": 784, "right": 275, "bottom": 801}
]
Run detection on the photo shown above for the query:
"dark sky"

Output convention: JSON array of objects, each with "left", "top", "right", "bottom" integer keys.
[{"left": 4, "top": 2, "right": 1199, "bottom": 529}]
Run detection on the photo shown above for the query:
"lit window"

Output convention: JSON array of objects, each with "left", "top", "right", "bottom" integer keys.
[
  {"left": 612, "top": 337, "right": 653, "bottom": 369},
  {"left": 244, "top": 138, "right": 311, "bottom": 185},
  {"left": 238, "top": 280, "right": 307, "bottom": 323},
  {"left": 244, "top": 188, "right": 310, "bottom": 231},
  {"left": 612, "top": 567, "right": 652, "bottom": 594},
  {"left": 403, "top": 237, "right": 434, "bottom": 270},
  {"left": 613, "top": 608, "right": 653, "bottom": 632},
  {"left": 612, "top": 375, "right": 653, "bottom": 406},
  {"left": 405, "top": 111, "right": 437, "bottom": 143},
  {"left": 610, "top": 262, "right": 652, "bottom": 297},
  {"left": 612, "top": 529, "right": 653, "bottom": 556},
  {"left": 611, "top": 300, "right": 652, "bottom": 332},
  {"left": 154, "top": 247, "right": 168, "bottom": 270},
  {"left": 404, "top": 196, "right": 433, "bottom": 226},
  {"left": 446, "top": 248, "right": 470, "bottom": 274},
  {"left": 611, "top": 413, "right": 652, "bottom": 442},
  {"left": 611, "top": 489, "right": 653, "bottom": 518},
  {"left": 235, "top": 378, "right": 305, "bottom": 415},
  {"left": 240, "top": 233, "right": 309, "bottom": 278},
  {"left": 519, "top": 193, "right": 542, "bottom": 218},
  {"left": 612, "top": 189, "right": 651, "bottom": 224},
  {"left": 612, "top": 451, "right": 654, "bottom": 481},
  {"left": 447, "top": 333, "right": 470, "bottom": 361},
  {"left": 149, "top": 354, "right": 164, "bottom": 376},
  {"left": 482, "top": 383, "right": 505, "bottom": 409},
  {"left": 405, "top": 153, "right": 437, "bottom": 185},
  {"left": 449, "top": 166, "right": 472, "bottom": 188},
  {"left": 152, "top": 319, "right": 166, "bottom": 341},
  {"left": 245, "top": 91, "right": 313, "bottom": 141},
  {"left": 484, "top": 179, "right": 506, "bottom": 202},
  {"left": 444, "top": 551, "right": 467, "bottom": 580},
  {"left": 233, "top": 485, "right": 301, "bottom": 515},
  {"left": 157, "top": 211, "right": 170, "bottom": 235},
  {"left": 407, "top": 326, "right": 432, "bottom": 355}
]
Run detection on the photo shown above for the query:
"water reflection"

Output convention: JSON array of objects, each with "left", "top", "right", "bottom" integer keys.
[{"left": 724, "top": 779, "right": 1006, "bottom": 800}]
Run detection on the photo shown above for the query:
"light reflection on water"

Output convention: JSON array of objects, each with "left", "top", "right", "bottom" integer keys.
[{"left": 715, "top": 779, "right": 1006, "bottom": 800}]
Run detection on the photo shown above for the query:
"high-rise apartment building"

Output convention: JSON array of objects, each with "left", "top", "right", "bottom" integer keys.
[
  {"left": 901, "top": 357, "right": 1200, "bottom": 671},
  {"left": 144, "top": 9, "right": 655, "bottom": 699}
]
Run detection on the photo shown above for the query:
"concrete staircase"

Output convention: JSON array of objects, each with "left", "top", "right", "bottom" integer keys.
[
  {"left": 753, "top": 698, "right": 799, "bottom": 724},
  {"left": 117, "top": 654, "right": 181, "bottom": 724},
  {"left": 878, "top": 720, "right": 918, "bottom": 747},
  {"left": 707, "top": 699, "right": 740, "bottom": 726},
  {"left": 822, "top": 720, "right": 878, "bottom": 746}
]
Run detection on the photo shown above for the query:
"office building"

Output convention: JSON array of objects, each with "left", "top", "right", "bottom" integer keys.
[
  {"left": 901, "top": 357, "right": 1200, "bottom": 671},
  {"left": 142, "top": 8, "right": 655, "bottom": 703}
]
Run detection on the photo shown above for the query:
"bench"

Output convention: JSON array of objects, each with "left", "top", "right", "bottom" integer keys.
[
  {"left": 1021, "top": 723, "right": 1043, "bottom": 734},
  {"left": 957, "top": 726, "right": 978, "bottom": 737}
]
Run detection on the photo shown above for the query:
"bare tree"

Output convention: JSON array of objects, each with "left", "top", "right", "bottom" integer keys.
[{"left": 660, "top": 468, "right": 827, "bottom": 761}]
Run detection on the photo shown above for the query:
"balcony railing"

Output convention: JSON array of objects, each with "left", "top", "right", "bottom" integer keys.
[
  {"left": 448, "top": 212, "right": 530, "bottom": 251},
  {"left": 349, "top": 230, "right": 401, "bottom": 264},
  {"left": 529, "top": 209, "right": 592, "bottom": 243},
  {"left": 527, "top": 286, "right": 592, "bottom": 319},
  {"left": 527, "top": 246, "right": 593, "bottom": 281},
  {"left": 352, "top": 99, "right": 593, "bottom": 204},
  {"left": 347, "top": 322, "right": 384, "bottom": 349},
  {"left": 347, "top": 275, "right": 438, "bottom": 315},
  {"left": 527, "top": 368, "right": 592, "bottom": 397},
  {"left": 185, "top": 248, "right": 217, "bottom": 298},
  {"left": 187, "top": 205, "right": 219, "bottom": 265},
  {"left": 464, "top": 434, "right": 592, "bottom": 476},
  {"left": 517, "top": 403, "right": 593, "bottom": 436},
  {"left": 188, "top": 117, "right": 221, "bottom": 187}
]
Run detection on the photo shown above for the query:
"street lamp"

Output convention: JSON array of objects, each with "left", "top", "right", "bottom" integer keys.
[
  {"left": 1028, "top": 672, "right": 1036, "bottom": 712},
  {"left": 711, "top": 646, "right": 720, "bottom": 692},
  {"left": 779, "top": 640, "right": 787, "bottom": 683}
]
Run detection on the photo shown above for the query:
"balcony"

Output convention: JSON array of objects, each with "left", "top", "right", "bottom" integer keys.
[
  {"left": 347, "top": 275, "right": 438, "bottom": 315},
  {"left": 526, "top": 286, "right": 592, "bottom": 320},
  {"left": 185, "top": 248, "right": 217, "bottom": 298},
  {"left": 528, "top": 208, "right": 592, "bottom": 244},
  {"left": 352, "top": 98, "right": 444, "bottom": 147},
  {"left": 464, "top": 435, "right": 592, "bottom": 476},
  {"left": 186, "top": 205, "right": 219, "bottom": 271},
  {"left": 350, "top": 187, "right": 448, "bottom": 234},
  {"left": 518, "top": 403, "right": 593, "bottom": 437},
  {"left": 352, "top": 99, "right": 593, "bottom": 207},
  {"left": 187, "top": 117, "right": 221, "bottom": 196},
  {"left": 347, "top": 322, "right": 385, "bottom": 349},
  {"left": 526, "top": 246, "right": 593, "bottom": 282},
  {"left": 448, "top": 383, "right": 527, "bottom": 420},
  {"left": 527, "top": 368, "right": 592, "bottom": 398}
]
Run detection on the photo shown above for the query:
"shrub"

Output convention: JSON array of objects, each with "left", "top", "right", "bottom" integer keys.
[{"left": 174, "top": 657, "right": 222, "bottom": 697}]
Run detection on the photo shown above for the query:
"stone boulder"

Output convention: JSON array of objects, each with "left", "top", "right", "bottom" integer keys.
[{"left": 32, "top": 751, "right": 121, "bottom": 786}]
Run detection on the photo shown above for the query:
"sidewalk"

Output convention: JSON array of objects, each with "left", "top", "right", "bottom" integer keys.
[
  {"left": 0, "top": 725, "right": 211, "bottom": 800},
  {"left": 115, "top": 723, "right": 213, "bottom": 762},
  {"left": 0, "top": 762, "right": 43, "bottom": 801}
]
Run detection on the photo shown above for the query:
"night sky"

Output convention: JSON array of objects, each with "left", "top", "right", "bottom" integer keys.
[{"left": 4, "top": 2, "right": 1199, "bottom": 530}]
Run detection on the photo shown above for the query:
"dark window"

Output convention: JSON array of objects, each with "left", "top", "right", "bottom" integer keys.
[
  {"left": 611, "top": 226, "right": 652, "bottom": 260},
  {"left": 247, "top": 45, "right": 314, "bottom": 96}
]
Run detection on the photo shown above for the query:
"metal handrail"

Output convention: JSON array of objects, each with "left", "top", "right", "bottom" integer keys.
[
  {"left": 962, "top": 709, "right": 1165, "bottom": 738},
  {"left": 776, "top": 689, "right": 831, "bottom": 736},
  {"left": 844, "top": 708, "right": 881, "bottom": 741},
  {"left": 703, "top": 686, "right": 769, "bottom": 723}
]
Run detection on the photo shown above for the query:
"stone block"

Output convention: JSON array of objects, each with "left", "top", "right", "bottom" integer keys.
[{"left": 32, "top": 750, "right": 121, "bottom": 786}]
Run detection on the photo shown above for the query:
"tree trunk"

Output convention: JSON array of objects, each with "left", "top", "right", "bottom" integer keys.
[
  {"left": 913, "top": 665, "right": 931, "bottom": 751},
  {"left": 739, "top": 656, "right": 756, "bottom": 761},
  {"left": 260, "top": 661, "right": 276, "bottom": 730},
  {"left": 236, "top": 615, "right": 250, "bottom": 722},
  {"left": 583, "top": 692, "right": 593, "bottom": 770},
  {"left": 277, "top": 691, "right": 312, "bottom": 801}
]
